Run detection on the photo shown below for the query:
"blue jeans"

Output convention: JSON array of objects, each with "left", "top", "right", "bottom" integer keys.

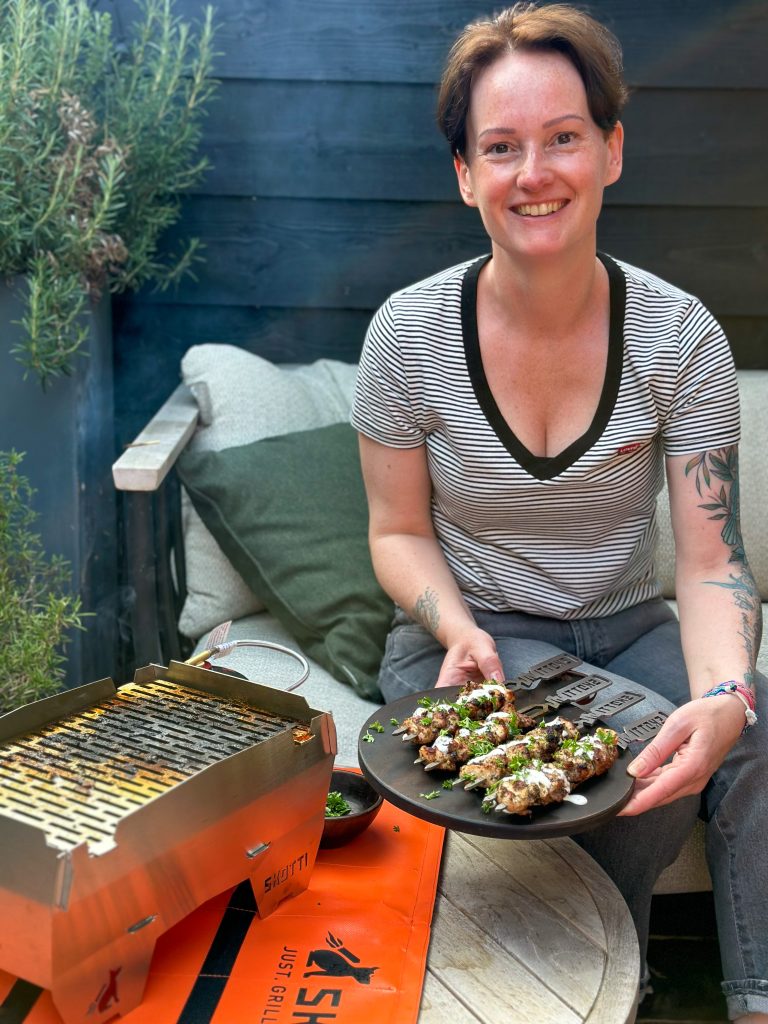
[{"left": 377, "top": 597, "right": 768, "bottom": 1019}]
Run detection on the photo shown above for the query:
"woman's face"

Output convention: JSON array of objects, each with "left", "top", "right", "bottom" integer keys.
[{"left": 454, "top": 48, "right": 623, "bottom": 264}]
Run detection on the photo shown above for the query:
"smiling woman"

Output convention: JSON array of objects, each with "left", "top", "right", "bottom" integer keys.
[
  {"left": 452, "top": 50, "right": 623, "bottom": 266},
  {"left": 350, "top": 3, "right": 767, "bottom": 1022}
]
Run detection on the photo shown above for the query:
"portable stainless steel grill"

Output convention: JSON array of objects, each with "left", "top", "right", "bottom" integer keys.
[{"left": 0, "top": 660, "right": 337, "bottom": 1024}]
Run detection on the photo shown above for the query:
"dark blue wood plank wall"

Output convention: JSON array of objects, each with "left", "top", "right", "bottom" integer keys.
[{"left": 109, "top": 0, "right": 768, "bottom": 445}]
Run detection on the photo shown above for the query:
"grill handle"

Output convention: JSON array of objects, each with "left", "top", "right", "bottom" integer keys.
[{"left": 186, "top": 639, "right": 311, "bottom": 691}]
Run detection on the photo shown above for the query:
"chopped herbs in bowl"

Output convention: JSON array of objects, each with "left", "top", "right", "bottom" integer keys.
[
  {"left": 321, "top": 768, "right": 384, "bottom": 848},
  {"left": 326, "top": 790, "right": 352, "bottom": 818}
]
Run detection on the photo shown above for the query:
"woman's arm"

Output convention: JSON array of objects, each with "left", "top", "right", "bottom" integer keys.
[
  {"left": 670, "top": 444, "right": 761, "bottom": 695},
  {"left": 621, "top": 443, "right": 761, "bottom": 814},
  {"left": 358, "top": 433, "right": 504, "bottom": 686}
]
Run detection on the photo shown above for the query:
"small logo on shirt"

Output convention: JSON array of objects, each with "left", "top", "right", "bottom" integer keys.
[{"left": 617, "top": 442, "right": 642, "bottom": 455}]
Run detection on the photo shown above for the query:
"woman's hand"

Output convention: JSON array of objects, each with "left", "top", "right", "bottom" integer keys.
[
  {"left": 619, "top": 695, "right": 745, "bottom": 815},
  {"left": 435, "top": 627, "right": 504, "bottom": 688}
]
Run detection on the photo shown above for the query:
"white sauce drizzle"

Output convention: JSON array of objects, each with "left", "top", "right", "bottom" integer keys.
[{"left": 564, "top": 794, "right": 588, "bottom": 805}]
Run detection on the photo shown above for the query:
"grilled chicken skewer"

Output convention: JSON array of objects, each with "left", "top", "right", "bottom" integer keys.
[
  {"left": 552, "top": 728, "right": 620, "bottom": 783},
  {"left": 416, "top": 708, "right": 537, "bottom": 772},
  {"left": 396, "top": 680, "right": 520, "bottom": 746},
  {"left": 459, "top": 717, "right": 581, "bottom": 789},
  {"left": 482, "top": 761, "right": 571, "bottom": 816},
  {"left": 482, "top": 727, "right": 621, "bottom": 816}
]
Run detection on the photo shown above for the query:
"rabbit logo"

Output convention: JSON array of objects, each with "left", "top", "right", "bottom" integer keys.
[
  {"left": 88, "top": 966, "right": 121, "bottom": 1015},
  {"left": 303, "top": 932, "right": 378, "bottom": 985}
]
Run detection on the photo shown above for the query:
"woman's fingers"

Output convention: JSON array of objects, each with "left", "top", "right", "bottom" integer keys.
[
  {"left": 435, "top": 630, "right": 503, "bottom": 687},
  {"left": 619, "top": 763, "right": 698, "bottom": 815},
  {"left": 620, "top": 699, "right": 744, "bottom": 815},
  {"left": 626, "top": 712, "right": 692, "bottom": 778}
]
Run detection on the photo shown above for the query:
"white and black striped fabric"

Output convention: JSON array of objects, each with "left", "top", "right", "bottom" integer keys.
[{"left": 351, "top": 253, "right": 740, "bottom": 620}]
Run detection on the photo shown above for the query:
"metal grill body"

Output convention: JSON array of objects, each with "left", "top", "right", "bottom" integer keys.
[{"left": 0, "top": 662, "right": 337, "bottom": 1024}]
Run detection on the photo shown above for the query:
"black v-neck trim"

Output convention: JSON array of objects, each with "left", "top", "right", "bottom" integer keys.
[{"left": 462, "top": 251, "right": 626, "bottom": 481}]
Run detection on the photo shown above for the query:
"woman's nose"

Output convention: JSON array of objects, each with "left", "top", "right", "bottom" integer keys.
[{"left": 516, "top": 146, "right": 553, "bottom": 190}]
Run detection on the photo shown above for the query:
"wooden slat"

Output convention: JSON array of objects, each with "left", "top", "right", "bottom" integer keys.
[
  {"left": 140, "top": 197, "right": 768, "bottom": 316},
  {"left": 110, "top": 0, "right": 766, "bottom": 88},
  {"left": 437, "top": 833, "right": 605, "bottom": 1014},
  {"left": 419, "top": 969, "right": 484, "bottom": 1022},
  {"left": 544, "top": 839, "right": 640, "bottom": 1024},
  {"left": 461, "top": 834, "right": 606, "bottom": 946},
  {"left": 112, "top": 385, "right": 199, "bottom": 492},
  {"left": 113, "top": 302, "right": 768, "bottom": 372},
  {"left": 426, "top": 896, "right": 584, "bottom": 1024},
  {"left": 195, "top": 82, "right": 765, "bottom": 207}
]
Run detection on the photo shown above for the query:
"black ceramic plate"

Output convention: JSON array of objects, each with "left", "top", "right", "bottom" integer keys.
[{"left": 358, "top": 682, "right": 641, "bottom": 839}]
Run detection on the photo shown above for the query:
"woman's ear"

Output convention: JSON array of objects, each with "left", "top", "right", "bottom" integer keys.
[
  {"left": 454, "top": 154, "right": 477, "bottom": 207},
  {"left": 604, "top": 121, "right": 624, "bottom": 187}
]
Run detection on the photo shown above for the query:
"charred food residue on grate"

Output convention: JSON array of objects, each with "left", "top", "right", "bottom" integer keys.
[{"left": 0, "top": 679, "right": 303, "bottom": 851}]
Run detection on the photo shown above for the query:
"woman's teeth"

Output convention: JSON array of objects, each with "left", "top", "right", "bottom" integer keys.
[{"left": 514, "top": 201, "right": 566, "bottom": 216}]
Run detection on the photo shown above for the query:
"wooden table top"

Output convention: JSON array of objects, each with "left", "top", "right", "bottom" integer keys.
[{"left": 418, "top": 832, "right": 640, "bottom": 1024}]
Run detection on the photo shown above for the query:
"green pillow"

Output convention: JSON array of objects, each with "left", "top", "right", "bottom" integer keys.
[{"left": 177, "top": 423, "right": 392, "bottom": 700}]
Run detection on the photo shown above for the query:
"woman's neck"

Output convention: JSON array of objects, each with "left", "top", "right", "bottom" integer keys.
[{"left": 481, "top": 246, "right": 606, "bottom": 341}]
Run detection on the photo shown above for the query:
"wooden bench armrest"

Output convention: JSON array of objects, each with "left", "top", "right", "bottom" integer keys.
[{"left": 112, "top": 384, "right": 199, "bottom": 492}]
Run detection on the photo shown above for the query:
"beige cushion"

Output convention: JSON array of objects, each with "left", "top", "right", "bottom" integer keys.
[
  {"left": 191, "top": 613, "right": 380, "bottom": 766},
  {"left": 177, "top": 344, "right": 358, "bottom": 639},
  {"left": 656, "top": 370, "right": 768, "bottom": 600}
]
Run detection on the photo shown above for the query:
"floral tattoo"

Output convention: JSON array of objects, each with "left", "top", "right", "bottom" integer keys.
[
  {"left": 685, "top": 445, "right": 762, "bottom": 686},
  {"left": 413, "top": 587, "right": 440, "bottom": 634}
]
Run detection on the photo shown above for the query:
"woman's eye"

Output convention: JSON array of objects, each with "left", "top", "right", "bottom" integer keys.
[
  {"left": 488, "top": 142, "right": 511, "bottom": 155},
  {"left": 555, "top": 132, "right": 574, "bottom": 145}
]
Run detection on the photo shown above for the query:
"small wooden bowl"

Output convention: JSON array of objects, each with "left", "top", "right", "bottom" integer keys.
[{"left": 321, "top": 769, "right": 383, "bottom": 848}]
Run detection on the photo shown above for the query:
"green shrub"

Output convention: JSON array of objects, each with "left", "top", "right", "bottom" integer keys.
[
  {"left": 0, "top": 450, "right": 83, "bottom": 712},
  {"left": 0, "top": 0, "right": 217, "bottom": 385}
]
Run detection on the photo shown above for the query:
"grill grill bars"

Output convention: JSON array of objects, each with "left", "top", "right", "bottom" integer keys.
[{"left": 0, "top": 677, "right": 300, "bottom": 851}]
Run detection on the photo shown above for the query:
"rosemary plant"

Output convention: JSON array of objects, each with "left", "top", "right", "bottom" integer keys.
[
  {"left": 0, "top": 0, "right": 217, "bottom": 385},
  {"left": 0, "top": 451, "right": 83, "bottom": 712}
]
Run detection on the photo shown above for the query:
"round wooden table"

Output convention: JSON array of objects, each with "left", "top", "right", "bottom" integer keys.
[{"left": 418, "top": 832, "right": 640, "bottom": 1024}]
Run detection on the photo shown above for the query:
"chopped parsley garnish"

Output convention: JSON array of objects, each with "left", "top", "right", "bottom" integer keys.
[
  {"left": 369, "top": 720, "right": 385, "bottom": 733},
  {"left": 560, "top": 737, "right": 587, "bottom": 755},
  {"left": 362, "top": 730, "right": 375, "bottom": 743},
  {"left": 442, "top": 779, "right": 455, "bottom": 789},
  {"left": 326, "top": 791, "right": 352, "bottom": 817},
  {"left": 505, "top": 753, "right": 530, "bottom": 775},
  {"left": 390, "top": 717, "right": 399, "bottom": 727},
  {"left": 420, "top": 790, "right": 441, "bottom": 800},
  {"left": 596, "top": 728, "right": 617, "bottom": 745},
  {"left": 468, "top": 738, "right": 495, "bottom": 758}
]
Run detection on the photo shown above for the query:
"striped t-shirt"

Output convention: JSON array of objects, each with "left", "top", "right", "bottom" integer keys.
[{"left": 351, "top": 252, "right": 740, "bottom": 620}]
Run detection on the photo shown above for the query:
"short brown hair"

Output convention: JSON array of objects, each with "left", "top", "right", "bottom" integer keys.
[{"left": 437, "top": 3, "right": 628, "bottom": 157}]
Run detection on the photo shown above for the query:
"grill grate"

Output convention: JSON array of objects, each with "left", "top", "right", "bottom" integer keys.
[{"left": 0, "top": 678, "right": 301, "bottom": 851}]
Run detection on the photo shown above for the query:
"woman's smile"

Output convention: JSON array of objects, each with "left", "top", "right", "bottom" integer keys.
[{"left": 512, "top": 200, "right": 569, "bottom": 217}]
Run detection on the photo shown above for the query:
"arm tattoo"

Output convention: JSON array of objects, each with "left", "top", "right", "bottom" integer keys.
[
  {"left": 413, "top": 587, "right": 440, "bottom": 634},
  {"left": 685, "top": 445, "right": 762, "bottom": 686}
]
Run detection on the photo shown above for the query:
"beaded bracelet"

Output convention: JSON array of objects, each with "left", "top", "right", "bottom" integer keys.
[{"left": 701, "top": 681, "right": 758, "bottom": 734}]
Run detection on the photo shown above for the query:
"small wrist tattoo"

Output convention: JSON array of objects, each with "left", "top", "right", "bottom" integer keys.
[{"left": 413, "top": 587, "right": 440, "bottom": 633}]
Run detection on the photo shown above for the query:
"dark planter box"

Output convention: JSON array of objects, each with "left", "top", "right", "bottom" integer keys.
[{"left": 0, "top": 279, "right": 118, "bottom": 688}]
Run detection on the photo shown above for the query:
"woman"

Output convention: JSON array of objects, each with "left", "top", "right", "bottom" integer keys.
[{"left": 351, "top": 4, "right": 766, "bottom": 1020}]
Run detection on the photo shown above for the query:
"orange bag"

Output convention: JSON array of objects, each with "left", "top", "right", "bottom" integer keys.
[{"left": 0, "top": 800, "right": 444, "bottom": 1024}]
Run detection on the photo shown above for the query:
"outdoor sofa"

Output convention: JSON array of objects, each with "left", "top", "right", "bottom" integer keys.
[{"left": 112, "top": 344, "right": 768, "bottom": 894}]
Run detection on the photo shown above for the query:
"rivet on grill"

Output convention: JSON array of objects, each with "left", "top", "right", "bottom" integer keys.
[
  {"left": 246, "top": 842, "right": 270, "bottom": 859},
  {"left": 127, "top": 914, "right": 158, "bottom": 934}
]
